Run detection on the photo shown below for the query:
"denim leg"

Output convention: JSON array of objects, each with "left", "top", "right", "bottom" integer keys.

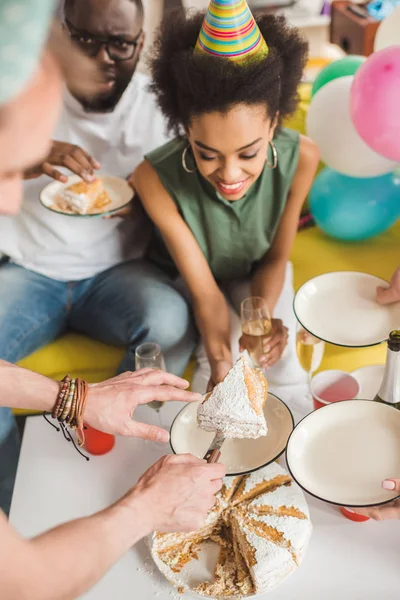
[
  {"left": 0, "top": 414, "right": 19, "bottom": 516},
  {"left": 69, "top": 260, "right": 197, "bottom": 376},
  {"left": 0, "top": 262, "right": 68, "bottom": 514},
  {"left": 0, "top": 262, "right": 69, "bottom": 363}
]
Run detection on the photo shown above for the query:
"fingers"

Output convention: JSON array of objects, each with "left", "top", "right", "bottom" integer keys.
[
  {"left": 41, "top": 162, "right": 68, "bottom": 183},
  {"left": 376, "top": 286, "right": 398, "bottom": 305},
  {"left": 127, "top": 420, "right": 169, "bottom": 443},
  {"left": 61, "top": 154, "right": 97, "bottom": 182},
  {"left": 259, "top": 321, "right": 288, "bottom": 368},
  {"left": 136, "top": 384, "right": 202, "bottom": 406},
  {"left": 210, "top": 478, "right": 224, "bottom": 493},
  {"left": 132, "top": 369, "right": 191, "bottom": 390},
  {"left": 382, "top": 478, "right": 400, "bottom": 492}
]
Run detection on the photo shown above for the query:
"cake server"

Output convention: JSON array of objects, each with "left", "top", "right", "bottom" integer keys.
[{"left": 203, "top": 431, "right": 225, "bottom": 463}]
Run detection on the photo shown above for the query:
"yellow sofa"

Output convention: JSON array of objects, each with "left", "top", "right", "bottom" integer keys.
[{"left": 15, "top": 84, "right": 399, "bottom": 412}]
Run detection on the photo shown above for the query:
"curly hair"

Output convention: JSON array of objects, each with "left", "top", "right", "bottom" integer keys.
[{"left": 149, "top": 11, "right": 308, "bottom": 136}]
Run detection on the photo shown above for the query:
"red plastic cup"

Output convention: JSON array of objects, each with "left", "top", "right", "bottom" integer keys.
[
  {"left": 83, "top": 424, "right": 115, "bottom": 455},
  {"left": 340, "top": 507, "right": 370, "bottom": 522},
  {"left": 310, "top": 370, "right": 360, "bottom": 411}
]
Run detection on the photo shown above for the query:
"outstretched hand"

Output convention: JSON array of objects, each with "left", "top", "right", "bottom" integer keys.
[
  {"left": 85, "top": 369, "right": 202, "bottom": 443},
  {"left": 352, "top": 479, "right": 400, "bottom": 520}
]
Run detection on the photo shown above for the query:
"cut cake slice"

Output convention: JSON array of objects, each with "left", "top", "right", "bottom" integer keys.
[{"left": 197, "top": 357, "right": 268, "bottom": 439}]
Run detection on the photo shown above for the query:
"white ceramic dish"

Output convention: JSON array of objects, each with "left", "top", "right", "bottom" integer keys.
[
  {"left": 39, "top": 173, "right": 133, "bottom": 217},
  {"left": 352, "top": 364, "right": 385, "bottom": 400},
  {"left": 293, "top": 271, "right": 400, "bottom": 347},
  {"left": 170, "top": 393, "right": 294, "bottom": 476},
  {"left": 286, "top": 399, "right": 400, "bottom": 507}
]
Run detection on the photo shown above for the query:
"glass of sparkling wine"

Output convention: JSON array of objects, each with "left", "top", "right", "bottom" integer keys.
[
  {"left": 240, "top": 297, "right": 272, "bottom": 368},
  {"left": 135, "top": 342, "right": 166, "bottom": 426},
  {"left": 295, "top": 324, "right": 325, "bottom": 382}
]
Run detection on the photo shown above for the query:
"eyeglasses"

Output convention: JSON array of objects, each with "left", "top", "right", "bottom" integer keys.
[{"left": 65, "top": 19, "right": 142, "bottom": 62}]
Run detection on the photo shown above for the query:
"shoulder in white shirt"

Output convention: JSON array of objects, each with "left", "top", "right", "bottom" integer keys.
[{"left": 0, "top": 72, "right": 170, "bottom": 281}]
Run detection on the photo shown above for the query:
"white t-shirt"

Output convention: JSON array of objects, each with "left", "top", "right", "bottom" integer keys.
[{"left": 0, "top": 72, "right": 169, "bottom": 281}]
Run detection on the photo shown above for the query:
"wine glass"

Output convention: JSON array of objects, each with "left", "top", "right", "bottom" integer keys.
[
  {"left": 295, "top": 323, "right": 325, "bottom": 383},
  {"left": 135, "top": 342, "right": 166, "bottom": 426},
  {"left": 240, "top": 297, "right": 272, "bottom": 369}
]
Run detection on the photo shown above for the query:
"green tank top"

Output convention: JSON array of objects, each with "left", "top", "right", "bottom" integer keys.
[{"left": 145, "top": 127, "right": 300, "bottom": 281}]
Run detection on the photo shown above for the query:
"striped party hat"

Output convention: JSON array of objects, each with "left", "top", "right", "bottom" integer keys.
[{"left": 195, "top": 0, "right": 268, "bottom": 63}]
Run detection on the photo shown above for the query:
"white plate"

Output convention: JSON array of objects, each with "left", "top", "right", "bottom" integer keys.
[
  {"left": 293, "top": 271, "right": 400, "bottom": 347},
  {"left": 286, "top": 399, "right": 400, "bottom": 507},
  {"left": 170, "top": 393, "right": 294, "bottom": 476},
  {"left": 39, "top": 173, "right": 133, "bottom": 217},
  {"left": 352, "top": 364, "right": 385, "bottom": 400}
]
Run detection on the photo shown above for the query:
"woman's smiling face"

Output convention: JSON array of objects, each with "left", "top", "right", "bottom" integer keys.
[{"left": 187, "top": 104, "right": 276, "bottom": 201}]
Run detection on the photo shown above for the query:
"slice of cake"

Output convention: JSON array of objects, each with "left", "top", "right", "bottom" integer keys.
[
  {"left": 197, "top": 357, "right": 268, "bottom": 439},
  {"left": 55, "top": 179, "right": 112, "bottom": 214}
]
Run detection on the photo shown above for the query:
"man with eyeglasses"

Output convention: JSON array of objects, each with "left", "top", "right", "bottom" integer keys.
[{"left": 0, "top": 0, "right": 196, "bottom": 517}]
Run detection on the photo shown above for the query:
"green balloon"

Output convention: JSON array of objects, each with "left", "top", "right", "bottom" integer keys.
[{"left": 311, "top": 55, "right": 366, "bottom": 97}]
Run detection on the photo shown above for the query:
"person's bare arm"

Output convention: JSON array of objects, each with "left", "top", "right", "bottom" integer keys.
[
  {"left": 247, "top": 136, "right": 320, "bottom": 368},
  {"left": 133, "top": 161, "right": 233, "bottom": 385},
  {"left": 0, "top": 454, "right": 225, "bottom": 600},
  {"left": 0, "top": 361, "right": 201, "bottom": 442}
]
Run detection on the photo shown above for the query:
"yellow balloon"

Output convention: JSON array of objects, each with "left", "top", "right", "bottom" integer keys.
[{"left": 374, "top": 6, "right": 400, "bottom": 52}]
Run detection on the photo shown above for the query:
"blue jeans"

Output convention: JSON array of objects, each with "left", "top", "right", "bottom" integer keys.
[{"left": 0, "top": 259, "right": 196, "bottom": 515}]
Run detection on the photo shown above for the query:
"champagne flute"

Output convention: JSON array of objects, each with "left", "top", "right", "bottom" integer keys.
[
  {"left": 240, "top": 297, "right": 272, "bottom": 368},
  {"left": 135, "top": 342, "right": 166, "bottom": 421},
  {"left": 295, "top": 323, "right": 325, "bottom": 382}
]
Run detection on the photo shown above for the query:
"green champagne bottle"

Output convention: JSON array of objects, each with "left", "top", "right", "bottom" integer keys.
[{"left": 373, "top": 330, "right": 400, "bottom": 410}]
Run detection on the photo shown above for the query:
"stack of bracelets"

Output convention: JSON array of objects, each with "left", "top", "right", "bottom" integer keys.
[{"left": 43, "top": 375, "right": 90, "bottom": 460}]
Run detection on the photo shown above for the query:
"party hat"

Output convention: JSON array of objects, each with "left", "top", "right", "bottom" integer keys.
[{"left": 195, "top": 0, "right": 268, "bottom": 63}]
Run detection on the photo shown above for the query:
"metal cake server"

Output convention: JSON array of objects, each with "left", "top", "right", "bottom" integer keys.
[{"left": 203, "top": 431, "right": 225, "bottom": 463}]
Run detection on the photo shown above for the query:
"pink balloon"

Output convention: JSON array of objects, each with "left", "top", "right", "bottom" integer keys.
[{"left": 351, "top": 46, "right": 400, "bottom": 163}]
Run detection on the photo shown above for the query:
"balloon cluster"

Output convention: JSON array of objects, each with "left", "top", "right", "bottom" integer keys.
[{"left": 306, "top": 7, "right": 400, "bottom": 241}]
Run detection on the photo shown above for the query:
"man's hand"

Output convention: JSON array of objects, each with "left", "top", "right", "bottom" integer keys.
[
  {"left": 24, "top": 140, "right": 100, "bottom": 183},
  {"left": 239, "top": 318, "right": 288, "bottom": 369},
  {"left": 352, "top": 479, "right": 400, "bottom": 520},
  {"left": 85, "top": 369, "right": 202, "bottom": 443},
  {"left": 377, "top": 267, "right": 400, "bottom": 305},
  {"left": 129, "top": 454, "right": 226, "bottom": 533}
]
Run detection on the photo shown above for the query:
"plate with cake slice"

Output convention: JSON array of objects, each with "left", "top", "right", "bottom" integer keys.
[
  {"left": 151, "top": 462, "right": 312, "bottom": 598},
  {"left": 171, "top": 358, "right": 294, "bottom": 475},
  {"left": 40, "top": 174, "right": 133, "bottom": 217}
]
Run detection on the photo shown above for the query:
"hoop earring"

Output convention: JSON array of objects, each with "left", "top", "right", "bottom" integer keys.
[
  {"left": 182, "top": 144, "right": 197, "bottom": 174},
  {"left": 266, "top": 140, "right": 278, "bottom": 169}
]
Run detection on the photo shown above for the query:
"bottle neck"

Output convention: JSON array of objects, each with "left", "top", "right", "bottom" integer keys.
[{"left": 376, "top": 345, "right": 400, "bottom": 404}]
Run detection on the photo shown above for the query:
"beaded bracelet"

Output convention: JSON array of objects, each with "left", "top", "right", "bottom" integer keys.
[{"left": 43, "top": 375, "right": 90, "bottom": 460}]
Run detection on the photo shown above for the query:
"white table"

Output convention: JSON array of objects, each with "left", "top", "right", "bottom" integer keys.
[{"left": 10, "top": 402, "right": 400, "bottom": 600}]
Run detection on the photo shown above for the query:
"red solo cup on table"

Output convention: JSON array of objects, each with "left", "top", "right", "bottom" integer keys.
[
  {"left": 83, "top": 424, "right": 115, "bottom": 455},
  {"left": 310, "top": 370, "right": 360, "bottom": 411}
]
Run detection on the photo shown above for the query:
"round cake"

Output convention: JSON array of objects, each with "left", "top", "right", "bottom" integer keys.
[{"left": 151, "top": 462, "right": 312, "bottom": 597}]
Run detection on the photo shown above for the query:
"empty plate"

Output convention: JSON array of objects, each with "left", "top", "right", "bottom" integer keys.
[
  {"left": 40, "top": 174, "right": 133, "bottom": 217},
  {"left": 170, "top": 393, "right": 294, "bottom": 476},
  {"left": 286, "top": 399, "right": 400, "bottom": 507},
  {"left": 352, "top": 364, "right": 385, "bottom": 400},
  {"left": 294, "top": 271, "right": 400, "bottom": 347}
]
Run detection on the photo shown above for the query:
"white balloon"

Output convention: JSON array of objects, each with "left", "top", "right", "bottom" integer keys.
[
  {"left": 306, "top": 76, "right": 398, "bottom": 178},
  {"left": 374, "top": 6, "right": 400, "bottom": 52}
]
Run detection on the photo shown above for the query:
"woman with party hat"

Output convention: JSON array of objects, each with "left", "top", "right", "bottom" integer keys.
[{"left": 133, "top": 0, "right": 319, "bottom": 394}]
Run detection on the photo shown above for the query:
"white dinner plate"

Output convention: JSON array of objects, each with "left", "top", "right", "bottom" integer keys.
[
  {"left": 286, "top": 399, "right": 400, "bottom": 507},
  {"left": 352, "top": 364, "right": 385, "bottom": 400},
  {"left": 170, "top": 393, "right": 294, "bottom": 476},
  {"left": 293, "top": 271, "right": 400, "bottom": 347},
  {"left": 39, "top": 173, "right": 133, "bottom": 217}
]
